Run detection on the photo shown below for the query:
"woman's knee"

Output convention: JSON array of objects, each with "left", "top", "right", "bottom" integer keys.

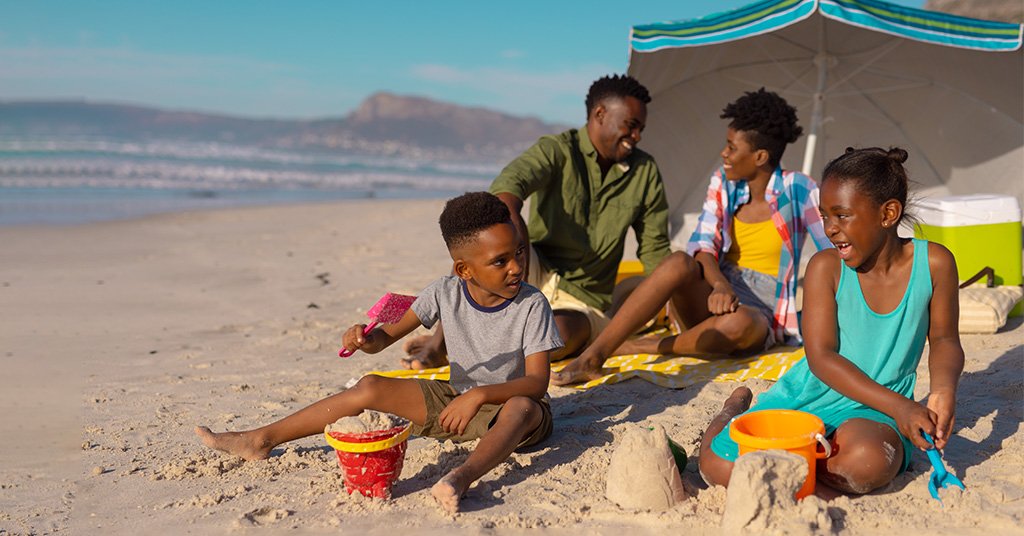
[
  {"left": 821, "top": 419, "right": 903, "bottom": 494},
  {"left": 654, "top": 251, "right": 702, "bottom": 285},
  {"left": 715, "top": 308, "right": 767, "bottom": 349}
]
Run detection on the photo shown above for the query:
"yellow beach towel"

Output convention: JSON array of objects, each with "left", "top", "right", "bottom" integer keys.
[{"left": 372, "top": 346, "right": 806, "bottom": 390}]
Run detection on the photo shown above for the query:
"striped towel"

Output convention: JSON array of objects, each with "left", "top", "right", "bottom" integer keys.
[{"left": 371, "top": 345, "right": 806, "bottom": 390}]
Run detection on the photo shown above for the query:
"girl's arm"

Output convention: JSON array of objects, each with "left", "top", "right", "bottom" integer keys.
[
  {"left": 341, "top": 307, "right": 422, "bottom": 355},
  {"left": 438, "top": 351, "right": 550, "bottom": 435},
  {"left": 923, "top": 242, "right": 965, "bottom": 450},
  {"left": 802, "top": 250, "right": 937, "bottom": 451}
]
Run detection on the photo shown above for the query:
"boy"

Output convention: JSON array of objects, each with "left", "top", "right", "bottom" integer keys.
[{"left": 195, "top": 191, "right": 563, "bottom": 513}]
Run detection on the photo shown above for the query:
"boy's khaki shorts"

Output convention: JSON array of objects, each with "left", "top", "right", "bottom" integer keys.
[
  {"left": 409, "top": 378, "right": 553, "bottom": 449},
  {"left": 527, "top": 245, "right": 611, "bottom": 346}
]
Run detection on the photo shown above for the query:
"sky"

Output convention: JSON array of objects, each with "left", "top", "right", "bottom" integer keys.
[{"left": 1, "top": 0, "right": 925, "bottom": 125}]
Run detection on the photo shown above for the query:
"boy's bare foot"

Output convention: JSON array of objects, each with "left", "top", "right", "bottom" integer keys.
[
  {"left": 431, "top": 471, "right": 470, "bottom": 514},
  {"left": 194, "top": 426, "right": 273, "bottom": 461},
  {"left": 399, "top": 339, "right": 448, "bottom": 370},
  {"left": 550, "top": 354, "right": 605, "bottom": 386}
]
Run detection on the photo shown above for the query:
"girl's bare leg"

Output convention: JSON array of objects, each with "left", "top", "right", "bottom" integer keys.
[
  {"left": 818, "top": 418, "right": 903, "bottom": 494},
  {"left": 195, "top": 375, "right": 427, "bottom": 461}
]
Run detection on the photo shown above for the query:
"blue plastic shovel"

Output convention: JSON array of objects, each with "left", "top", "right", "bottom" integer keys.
[{"left": 921, "top": 431, "right": 965, "bottom": 505}]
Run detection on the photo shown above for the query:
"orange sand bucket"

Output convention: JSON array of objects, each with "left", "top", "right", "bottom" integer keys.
[
  {"left": 729, "top": 410, "right": 832, "bottom": 499},
  {"left": 324, "top": 423, "right": 412, "bottom": 499}
]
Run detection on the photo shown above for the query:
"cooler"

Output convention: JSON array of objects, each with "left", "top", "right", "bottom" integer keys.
[{"left": 913, "top": 194, "right": 1022, "bottom": 316}]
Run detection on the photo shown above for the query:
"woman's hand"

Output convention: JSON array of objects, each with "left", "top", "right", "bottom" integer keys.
[{"left": 707, "top": 282, "right": 739, "bottom": 315}]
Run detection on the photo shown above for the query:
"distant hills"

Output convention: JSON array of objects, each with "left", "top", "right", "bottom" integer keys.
[{"left": 0, "top": 93, "right": 573, "bottom": 163}]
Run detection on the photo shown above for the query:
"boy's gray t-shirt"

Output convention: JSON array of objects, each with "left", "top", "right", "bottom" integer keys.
[{"left": 411, "top": 276, "right": 564, "bottom": 393}]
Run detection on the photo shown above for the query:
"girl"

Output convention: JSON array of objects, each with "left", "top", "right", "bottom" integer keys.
[{"left": 699, "top": 147, "right": 964, "bottom": 494}]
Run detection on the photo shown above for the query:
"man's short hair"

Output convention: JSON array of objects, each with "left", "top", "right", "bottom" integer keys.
[
  {"left": 720, "top": 88, "right": 803, "bottom": 169},
  {"left": 439, "top": 191, "right": 512, "bottom": 251},
  {"left": 585, "top": 75, "right": 651, "bottom": 118}
]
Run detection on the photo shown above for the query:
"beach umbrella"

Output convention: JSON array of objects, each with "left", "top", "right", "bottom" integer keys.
[{"left": 627, "top": 0, "right": 1023, "bottom": 245}]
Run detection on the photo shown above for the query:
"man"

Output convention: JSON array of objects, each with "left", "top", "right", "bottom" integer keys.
[{"left": 401, "top": 74, "right": 670, "bottom": 369}]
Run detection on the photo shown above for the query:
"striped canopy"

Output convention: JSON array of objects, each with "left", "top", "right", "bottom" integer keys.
[{"left": 627, "top": 0, "right": 1023, "bottom": 246}]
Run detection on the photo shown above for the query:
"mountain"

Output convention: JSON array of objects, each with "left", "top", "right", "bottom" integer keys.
[{"left": 0, "top": 93, "right": 573, "bottom": 162}]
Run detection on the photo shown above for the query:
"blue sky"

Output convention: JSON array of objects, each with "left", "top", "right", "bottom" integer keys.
[{"left": 1, "top": 0, "right": 924, "bottom": 125}]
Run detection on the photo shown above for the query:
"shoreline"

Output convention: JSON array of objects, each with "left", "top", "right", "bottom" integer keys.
[{"left": 1, "top": 198, "right": 1020, "bottom": 534}]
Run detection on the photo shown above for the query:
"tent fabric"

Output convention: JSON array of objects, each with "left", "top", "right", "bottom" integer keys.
[
  {"left": 627, "top": 0, "right": 1024, "bottom": 248},
  {"left": 631, "top": 0, "right": 1023, "bottom": 52}
]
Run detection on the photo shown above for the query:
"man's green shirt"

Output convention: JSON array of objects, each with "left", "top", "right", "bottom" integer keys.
[{"left": 490, "top": 126, "right": 670, "bottom": 311}]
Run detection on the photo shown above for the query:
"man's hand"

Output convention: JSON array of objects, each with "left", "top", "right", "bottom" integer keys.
[{"left": 438, "top": 389, "right": 485, "bottom": 436}]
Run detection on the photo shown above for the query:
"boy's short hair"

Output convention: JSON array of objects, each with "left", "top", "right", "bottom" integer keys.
[
  {"left": 585, "top": 74, "right": 651, "bottom": 118},
  {"left": 439, "top": 192, "right": 512, "bottom": 251},
  {"left": 720, "top": 88, "right": 803, "bottom": 169}
]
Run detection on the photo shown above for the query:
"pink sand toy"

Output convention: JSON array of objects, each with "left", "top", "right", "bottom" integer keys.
[{"left": 339, "top": 292, "right": 418, "bottom": 357}]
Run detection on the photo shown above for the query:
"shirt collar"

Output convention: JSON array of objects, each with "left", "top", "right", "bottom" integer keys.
[{"left": 579, "top": 125, "right": 632, "bottom": 174}]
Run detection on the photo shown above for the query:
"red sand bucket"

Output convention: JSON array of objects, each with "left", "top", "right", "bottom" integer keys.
[
  {"left": 324, "top": 423, "right": 412, "bottom": 499},
  {"left": 729, "top": 409, "right": 832, "bottom": 500}
]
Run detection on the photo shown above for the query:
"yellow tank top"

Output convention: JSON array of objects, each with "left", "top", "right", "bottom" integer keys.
[{"left": 724, "top": 216, "right": 783, "bottom": 277}]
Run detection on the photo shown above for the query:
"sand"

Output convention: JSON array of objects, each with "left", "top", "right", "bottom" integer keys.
[
  {"left": 326, "top": 411, "right": 409, "bottom": 436},
  {"left": 1, "top": 198, "right": 1022, "bottom": 535}
]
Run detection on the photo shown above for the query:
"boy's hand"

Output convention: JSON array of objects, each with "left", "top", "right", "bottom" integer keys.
[
  {"left": 341, "top": 324, "right": 370, "bottom": 357},
  {"left": 894, "top": 398, "right": 939, "bottom": 451},
  {"left": 708, "top": 282, "right": 739, "bottom": 315},
  {"left": 438, "top": 389, "right": 484, "bottom": 436},
  {"left": 926, "top": 388, "right": 957, "bottom": 449}
]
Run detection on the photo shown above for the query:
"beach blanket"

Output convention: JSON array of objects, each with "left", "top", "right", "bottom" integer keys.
[{"left": 372, "top": 345, "right": 806, "bottom": 390}]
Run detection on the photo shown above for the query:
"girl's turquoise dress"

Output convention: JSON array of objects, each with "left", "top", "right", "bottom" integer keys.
[{"left": 711, "top": 238, "right": 933, "bottom": 471}]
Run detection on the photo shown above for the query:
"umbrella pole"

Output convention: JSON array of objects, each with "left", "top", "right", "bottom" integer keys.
[{"left": 802, "top": 19, "right": 828, "bottom": 177}]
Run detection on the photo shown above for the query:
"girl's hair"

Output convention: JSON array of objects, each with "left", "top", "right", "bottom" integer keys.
[{"left": 821, "top": 147, "right": 914, "bottom": 224}]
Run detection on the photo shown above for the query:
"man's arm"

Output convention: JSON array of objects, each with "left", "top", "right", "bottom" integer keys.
[{"left": 633, "top": 166, "right": 671, "bottom": 275}]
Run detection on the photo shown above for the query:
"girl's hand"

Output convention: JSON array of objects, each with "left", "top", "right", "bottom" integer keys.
[
  {"left": 894, "top": 398, "right": 939, "bottom": 451},
  {"left": 926, "top": 388, "right": 957, "bottom": 449},
  {"left": 438, "top": 389, "right": 484, "bottom": 436},
  {"left": 708, "top": 282, "right": 739, "bottom": 315},
  {"left": 341, "top": 324, "right": 369, "bottom": 357}
]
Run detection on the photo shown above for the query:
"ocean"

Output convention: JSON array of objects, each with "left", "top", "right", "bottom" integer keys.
[{"left": 0, "top": 138, "right": 498, "bottom": 226}]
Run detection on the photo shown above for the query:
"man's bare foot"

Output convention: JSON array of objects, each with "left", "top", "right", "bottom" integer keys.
[
  {"left": 550, "top": 354, "right": 606, "bottom": 386},
  {"left": 194, "top": 426, "right": 273, "bottom": 461},
  {"left": 613, "top": 333, "right": 666, "bottom": 356},
  {"left": 431, "top": 472, "right": 469, "bottom": 514},
  {"left": 401, "top": 336, "right": 430, "bottom": 356},
  {"left": 399, "top": 344, "right": 448, "bottom": 370}
]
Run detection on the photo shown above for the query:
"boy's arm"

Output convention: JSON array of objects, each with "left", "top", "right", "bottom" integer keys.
[
  {"left": 923, "top": 243, "right": 965, "bottom": 449},
  {"left": 341, "top": 307, "right": 422, "bottom": 356},
  {"left": 437, "top": 351, "right": 550, "bottom": 436},
  {"left": 802, "top": 250, "right": 937, "bottom": 451}
]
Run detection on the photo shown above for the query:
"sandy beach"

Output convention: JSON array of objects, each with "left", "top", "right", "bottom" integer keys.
[{"left": 1, "top": 198, "right": 1021, "bottom": 535}]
